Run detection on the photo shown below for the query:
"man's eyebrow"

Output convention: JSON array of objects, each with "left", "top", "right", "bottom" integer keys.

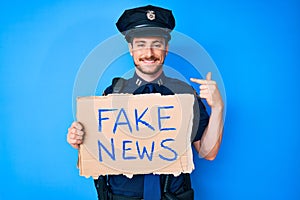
[
  {"left": 133, "top": 40, "right": 164, "bottom": 44},
  {"left": 134, "top": 40, "right": 146, "bottom": 44},
  {"left": 152, "top": 40, "right": 164, "bottom": 44}
]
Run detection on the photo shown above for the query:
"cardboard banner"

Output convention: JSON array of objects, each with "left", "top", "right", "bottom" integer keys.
[{"left": 77, "top": 93, "right": 195, "bottom": 178}]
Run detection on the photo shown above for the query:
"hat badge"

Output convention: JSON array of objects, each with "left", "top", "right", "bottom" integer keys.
[{"left": 146, "top": 10, "right": 155, "bottom": 20}]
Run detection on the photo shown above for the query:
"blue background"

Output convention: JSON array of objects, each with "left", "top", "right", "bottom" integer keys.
[{"left": 1, "top": 0, "right": 299, "bottom": 199}]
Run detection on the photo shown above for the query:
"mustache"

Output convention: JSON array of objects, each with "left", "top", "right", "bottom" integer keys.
[{"left": 139, "top": 56, "right": 159, "bottom": 61}]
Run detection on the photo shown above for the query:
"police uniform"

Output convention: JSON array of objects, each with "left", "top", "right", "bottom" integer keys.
[{"left": 94, "top": 5, "right": 209, "bottom": 200}]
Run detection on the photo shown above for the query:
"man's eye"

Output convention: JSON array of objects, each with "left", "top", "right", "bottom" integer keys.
[
  {"left": 153, "top": 44, "right": 162, "bottom": 48},
  {"left": 137, "top": 44, "right": 145, "bottom": 47}
]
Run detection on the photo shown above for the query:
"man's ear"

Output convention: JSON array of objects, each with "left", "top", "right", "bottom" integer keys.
[
  {"left": 128, "top": 43, "right": 133, "bottom": 56},
  {"left": 165, "top": 43, "right": 169, "bottom": 56}
]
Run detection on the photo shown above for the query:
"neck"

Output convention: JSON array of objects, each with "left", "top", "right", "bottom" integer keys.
[{"left": 135, "top": 69, "right": 163, "bottom": 82}]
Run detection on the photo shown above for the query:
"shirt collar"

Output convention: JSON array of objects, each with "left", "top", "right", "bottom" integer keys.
[{"left": 133, "top": 72, "right": 166, "bottom": 87}]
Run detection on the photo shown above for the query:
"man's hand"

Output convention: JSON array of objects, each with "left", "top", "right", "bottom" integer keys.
[
  {"left": 190, "top": 72, "right": 224, "bottom": 109},
  {"left": 190, "top": 72, "right": 224, "bottom": 160},
  {"left": 67, "top": 122, "right": 85, "bottom": 149}
]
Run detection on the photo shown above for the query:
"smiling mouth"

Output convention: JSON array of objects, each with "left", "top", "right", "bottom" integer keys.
[
  {"left": 141, "top": 60, "right": 156, "bottom": 64},
  {"left": 139, "top": 57, "right": 159, "bottom": 64}
]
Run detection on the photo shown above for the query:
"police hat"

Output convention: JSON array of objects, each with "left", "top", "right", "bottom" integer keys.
[{"left": 116, "top": 5, "right": 175, "bottom": 42}]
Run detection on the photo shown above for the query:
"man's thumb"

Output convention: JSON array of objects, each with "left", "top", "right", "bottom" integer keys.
[{"left": 206, "top": 72, "right": 212, "bottom": 80}]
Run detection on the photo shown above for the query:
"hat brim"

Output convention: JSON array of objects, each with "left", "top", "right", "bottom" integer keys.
[{"left": 124, "top": 27, "right": 171, "bottom": 42}]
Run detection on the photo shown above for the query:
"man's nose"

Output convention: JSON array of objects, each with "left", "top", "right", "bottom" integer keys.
[{"left": 144, "top": 47, "right": 154, "bottom": 57}]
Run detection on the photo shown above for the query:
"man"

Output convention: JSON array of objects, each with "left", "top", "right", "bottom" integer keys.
[{"left": 67, "top": 5, "right": 224, "bottom": 200}]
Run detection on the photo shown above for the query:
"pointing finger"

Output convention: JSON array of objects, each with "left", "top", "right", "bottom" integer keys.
[{"left": 190, "top": 78, "right": 207, "bottom": 85}]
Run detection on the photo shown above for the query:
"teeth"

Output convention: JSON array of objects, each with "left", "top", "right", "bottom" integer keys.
[{"left": 142, "top": 60, "right": 155, "bottom": 63}]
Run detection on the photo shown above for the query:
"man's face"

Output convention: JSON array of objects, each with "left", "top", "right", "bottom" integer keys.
[{"left": 129, "top": 37, "right": 169, "bottom": 76}]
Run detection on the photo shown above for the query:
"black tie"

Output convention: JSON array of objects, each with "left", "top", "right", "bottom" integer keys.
[
  {"left": 133, "top": 83, "right": 175, "bottom": 200},
  {"left": 133, "top": 83, "right": 174, "bottom": 95},
  {"left": 144, "top": 83, "right": 154, "bottom": 93},
  {"left": 134, "top": 83, "right": 160, "bottom": 200}
]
